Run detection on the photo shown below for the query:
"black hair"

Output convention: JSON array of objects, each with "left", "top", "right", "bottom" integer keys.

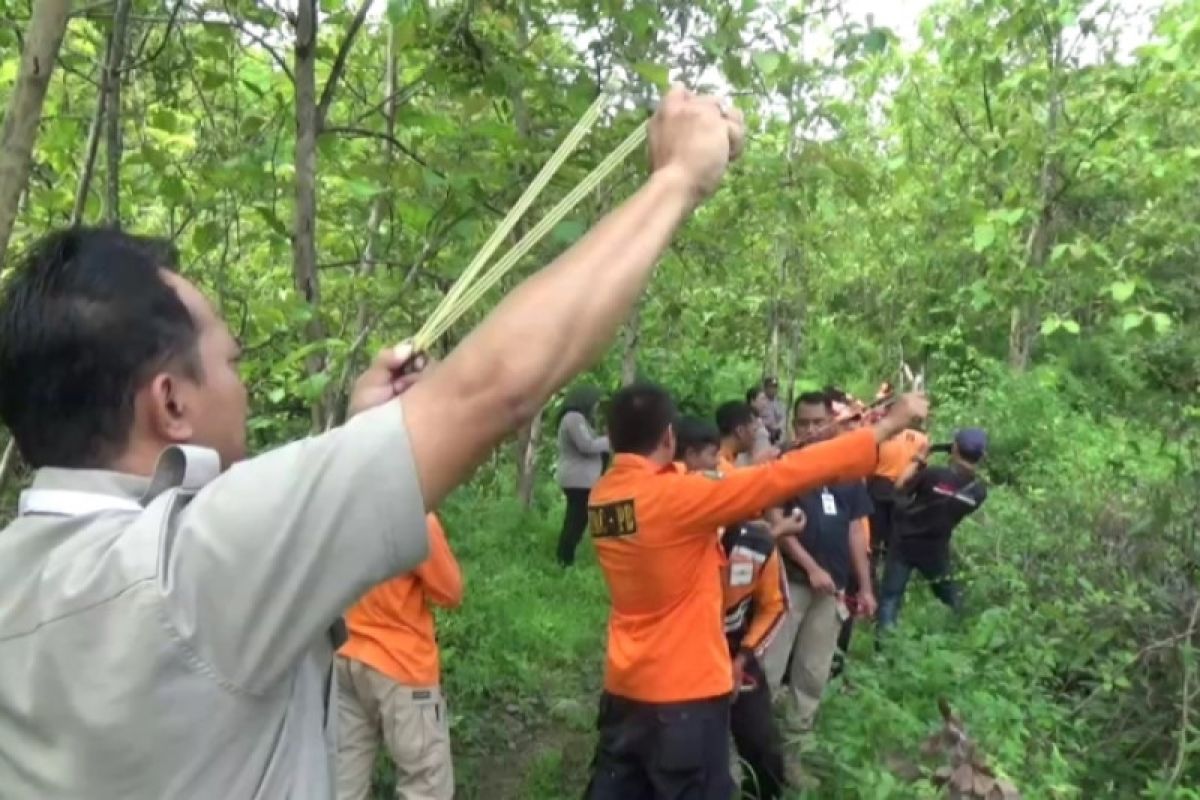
[
  {"left": 715, "top": 401, "right": 755, "bottom": 437},
  {"left": 793, "top": 391, "right": 832, "bottom": 418},
  {"left": 823, "top": 385, "right": 849, "bottom": 404},
  {"left": 745, "top": 387, "right": 765, "bottom": 405},
  {"left": 606, "top": 382, "right": 676, "bottom": 456},
  {"left": 0, "top": 227, "right": 198, "bottom": 468},
  {"left": 558, "top": 384, "right": 603, "bottom": 425},
  {"left": 674, "top": 416, "right": 720, "bottom": 461}
]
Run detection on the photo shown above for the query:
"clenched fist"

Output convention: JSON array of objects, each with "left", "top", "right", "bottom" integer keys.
[{"left": 649, "top": 85, "right": 746, "bottom": 206}]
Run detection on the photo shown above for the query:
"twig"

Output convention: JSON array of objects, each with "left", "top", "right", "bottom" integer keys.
[
  {"left": 315, "top": 0, "right": 373, "bottom": 131},
  {"left": 1168, "top": 598, "right": 1200, "bottom": 788}
]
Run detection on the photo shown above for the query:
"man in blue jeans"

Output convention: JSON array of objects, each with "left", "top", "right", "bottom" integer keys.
[{"left": 878, "top": 428, "right": 988, "bottom": 628}]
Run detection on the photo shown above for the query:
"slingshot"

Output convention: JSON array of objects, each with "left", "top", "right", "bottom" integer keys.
[{"left": 411, "top": 84, "right": 649, "bottom": 353}]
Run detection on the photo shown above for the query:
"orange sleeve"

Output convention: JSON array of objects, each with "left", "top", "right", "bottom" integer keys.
[
  {"left": 415, "top": 515, "right": 463, "bottom": 609},
  {"left": 741, "top": 551, "right": 789, "bottom": 657},
  {"left": 659, "top": 427, "right": 878, "bottom": 533}
]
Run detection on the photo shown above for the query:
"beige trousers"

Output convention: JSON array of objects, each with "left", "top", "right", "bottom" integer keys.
[
  {"left": 336, "top": 656, "right": 454, "bottom": 800},
  {"left": 761, "top": 580, "right": 843, "bottom": 733}
]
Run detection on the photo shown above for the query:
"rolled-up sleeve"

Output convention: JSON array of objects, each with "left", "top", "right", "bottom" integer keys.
[{"left": 161, "top": 401, "right": 428, "bottom": 693}]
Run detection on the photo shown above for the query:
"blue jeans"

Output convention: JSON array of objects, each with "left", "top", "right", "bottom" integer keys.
[{"left": 878, "top": 549, "right": 962, "bottom": 629}]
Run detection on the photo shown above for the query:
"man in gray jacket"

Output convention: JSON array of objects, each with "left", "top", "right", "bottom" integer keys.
[{"left": 0, "top": 86, "right": 744, "bottom": 799}]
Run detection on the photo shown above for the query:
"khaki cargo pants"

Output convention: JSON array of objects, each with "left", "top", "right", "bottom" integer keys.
[
  {"left": 336, "top": 656, "right": 454, "bottom": 800},
  {"left": 761, "top": 581, "right": 843, "bottom": 734}
]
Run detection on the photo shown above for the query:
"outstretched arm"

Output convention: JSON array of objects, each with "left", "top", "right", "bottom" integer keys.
[{"left": 399, "top": 88, "right": 745, "bottom": 509}]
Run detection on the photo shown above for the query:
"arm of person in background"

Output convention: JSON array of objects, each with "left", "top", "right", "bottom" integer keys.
[
  {"left": 660, "top": 395, "right": 928, "bottom": 532},
  {"left": 849, "top": 516, "right": 876, "bottom": 616},
  {"left": 417, "top": 515, "right": 464, "bottom": 609},
  {"left": 563, "top": 412, "right": 610, "bottom": 455},
  {"left": 740, "top": 551, "right": 790, "bottom": 662},
  {"left": 397, "top": 87, "right": 745, "bottom": 512},
  {"left": 777, "top": 535, "right": 836, "bottom": 595}
]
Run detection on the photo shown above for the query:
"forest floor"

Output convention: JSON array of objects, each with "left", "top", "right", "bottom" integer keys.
[{"left": 429, "top": 489, "right": 1012, "bottom": 800}]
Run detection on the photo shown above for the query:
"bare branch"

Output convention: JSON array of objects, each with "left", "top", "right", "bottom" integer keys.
[{"left": 315, "top": 0, "right": 373, "bottom": 131}]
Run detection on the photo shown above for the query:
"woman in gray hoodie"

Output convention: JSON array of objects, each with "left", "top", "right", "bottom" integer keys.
[{"left": 554, "top": 385, "right": 609, "bottom": 566}]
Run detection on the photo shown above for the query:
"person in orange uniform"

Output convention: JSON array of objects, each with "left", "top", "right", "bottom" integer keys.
[
  {"left": 675, "top": 416, "right": 790, "bottom": 800},
  {"left": 336, "top": 514, "right": 463, "bottom": 800},
  {"left": 583, "top": 383, "right": 927, "bottom": 799}
]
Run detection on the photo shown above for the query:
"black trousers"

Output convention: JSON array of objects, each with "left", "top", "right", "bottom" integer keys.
[
  {"left": 585, "top": 692, "right": 735, "bottom": 800},
  {"left": 556, "top": 487, "right": 591, "bottom": 566},
  {"left": 730, "top": 657, "right": 785, "bottom": 800}
]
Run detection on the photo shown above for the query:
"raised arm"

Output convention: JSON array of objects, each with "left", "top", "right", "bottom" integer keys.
[
  {"left": 398, "top": 88, "right": 744, "bottom": 509},
  {"left": 661, "top": 396, "right": 927, "bottom": 532}
]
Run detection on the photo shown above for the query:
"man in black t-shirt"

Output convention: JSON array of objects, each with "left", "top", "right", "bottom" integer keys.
[
  {"left": 878, "top": 428, "right": 989, "bottom": 629},
  {"left": 761, "top": 393, "right": 875, "bottom": 735}
]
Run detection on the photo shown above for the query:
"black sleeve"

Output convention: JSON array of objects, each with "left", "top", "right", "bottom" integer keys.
[{"left": 849, "top": 482, "right": 873, "bottom": 519}]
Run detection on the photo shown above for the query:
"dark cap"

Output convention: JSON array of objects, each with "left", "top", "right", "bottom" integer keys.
[{"left": 954, "top": 428, "right": 988, "bottom": 462}]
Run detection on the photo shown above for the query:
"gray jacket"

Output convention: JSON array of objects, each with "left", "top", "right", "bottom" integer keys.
[
  {"left": 555, "top": 411, "right": 610, "bottom": 489},
  {"left": 0, "top": 402, "right": 429, "bottom": 799}
]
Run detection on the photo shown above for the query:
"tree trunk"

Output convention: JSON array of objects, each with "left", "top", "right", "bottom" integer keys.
[
  {"left": 621, "top": 301, "right": 641, "bottom": 387},
  {"left": 509, "top": 0, "right": 543, "bottom": 508},
  {"left": 71, "top": 0, "right": 131, "bottom": 226},
  {"left": 102, "top": 0, "right": 133, "bottom": 227},
  {"left": 0, "top": 0, "right": 71, "bottom": 256},
  {"left": 293, "top": 0, "right": 326, "bottom": 430},
  {"left": 1010, "top": 22, "right": 1065, "bottom": 371},
  {"left": 326, "top": 20, "right": 398, "bottom": 430}
]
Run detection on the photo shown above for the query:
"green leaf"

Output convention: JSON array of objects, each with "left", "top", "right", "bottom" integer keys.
[
  {"left": 1040, "top": 317, "right": 1061, "bottom": 334},
  {"left": 632, "top": 62, "right": 669, "bottom": 89},
  {"left": 752, "top": 52, "right": 783, "bottom": 77},
  {"left": 1151, "top": 312, "right": 1172, "bottom": 334},
  {"left": 192, "top": 220, "right": 222, "bottom": 253},
  {"left": 551, "top": 219, "right": 586, "bottom": 245},
  {"left": 1062, "top": 320, "right": 1080, "bottom": 334},
  {"left": 254, "top": 206, "right": 291, "bottom": 240},
  {"left": 973, "top": 222, "right": 996, "bottom": 252},
  {"left": 1110, "top": 280, "right": 1136, "bottom": 302},
  {"left": 1122, "top": 311, "right": 1145, "bottom": 332}
]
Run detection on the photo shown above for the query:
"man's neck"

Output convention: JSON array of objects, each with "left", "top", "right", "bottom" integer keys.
[{"left": 719, "top": 437, "right": 742, "bottom": 458}]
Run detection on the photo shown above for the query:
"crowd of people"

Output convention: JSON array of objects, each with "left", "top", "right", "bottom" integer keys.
[
  {"left": 0, "top": 84, "right": 988, "bottom": 800},
  {"left": 551, "top": 379, "right": 988, "bottom": 798}
]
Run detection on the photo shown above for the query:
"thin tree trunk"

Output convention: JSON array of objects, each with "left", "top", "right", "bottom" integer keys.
[
  {"left": 620, "top": 301, "right": 641, "bottom": 387},
  {"left": 103, "top": 0, "right": 134, "bottom": 227},
  {"left": 0, "top": 0, "right": 71, "bottom": 255},
  {"left": 510, "top": 0, "right": 542, "bottom": 508},
  {"left": 72, "top": 0, "right": 131, "bottom": 226},
  {"left": 325, "top": 20, "right": 398, "bottom": 431},
  {"left": 293, "top": 0, "right": 325, "bottom": 430},
  {"left": 1010, "top": 22, "right": 1064, "bottom": 371}
]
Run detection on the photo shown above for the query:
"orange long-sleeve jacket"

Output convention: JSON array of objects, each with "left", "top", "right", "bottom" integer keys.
[
  {"left": 589, "top": 427, "right": 878, "bottom": 703},
  {"left": 339, "top": 514, "right": 463, "bottom": 686}
]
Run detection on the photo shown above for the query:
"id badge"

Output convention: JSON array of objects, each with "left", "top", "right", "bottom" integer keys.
[{"left": 821, "top": 490, "right": 837, "bottom": 516}]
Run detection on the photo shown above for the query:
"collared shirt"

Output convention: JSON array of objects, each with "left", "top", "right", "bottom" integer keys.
[
  {"left": 588, "top": 428, "right": 878, "bottom": 703},
  {"left": 340, "top": 513, "right": 462, "bottom": 687},
  {"left": 0, "top": 401, "right": 428, "bottom": 800},
  {"left": 782, "top": 481, "right": 873, "bottom": 589}
]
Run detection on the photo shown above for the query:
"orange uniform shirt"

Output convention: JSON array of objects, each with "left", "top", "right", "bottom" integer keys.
[
  {"left": 875, "top": 429, "right": 929, "bottom": 483},
  {"left": 722, "top": 526, "right": 789, "bottom": 658},
  {"left": 589, "top": 427, "right": 878, "bottom": 703},
  {"left": 339, "top": 514, "right": 463, "bottom": 687}
]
